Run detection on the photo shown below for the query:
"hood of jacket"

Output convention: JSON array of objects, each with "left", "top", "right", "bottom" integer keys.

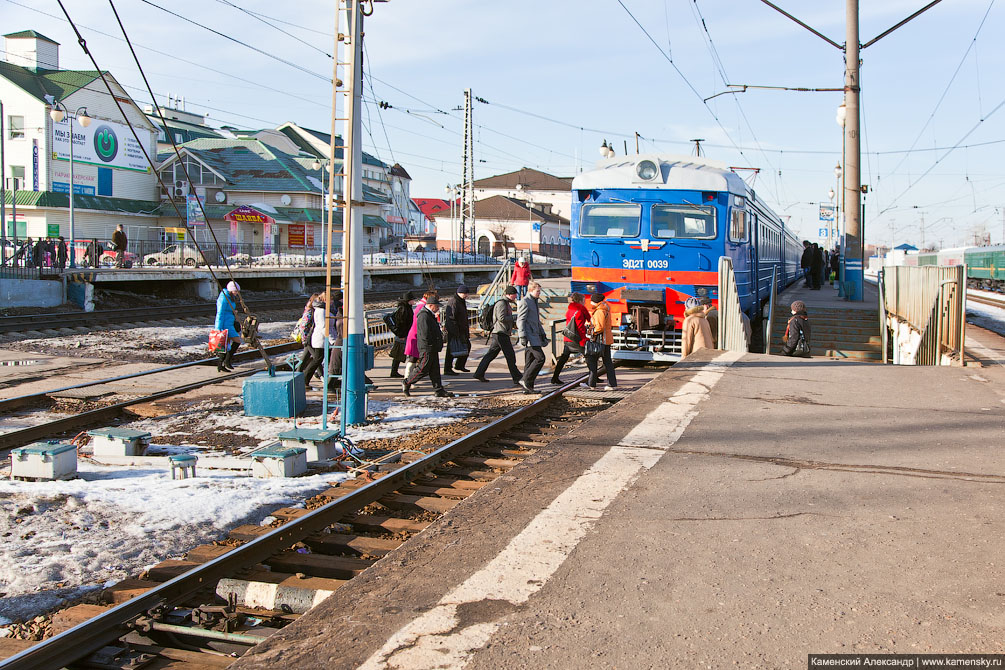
[{"left": 684, "top": 305, "right": 706, "bottom": 317}]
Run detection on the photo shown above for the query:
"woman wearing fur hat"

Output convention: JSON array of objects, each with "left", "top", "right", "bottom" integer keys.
[
  {"left": 780, "top": 300, "right": 812, "bottom": 357},
  {"left": 681, "top": 296, "right": 714, "bottom": 358}
]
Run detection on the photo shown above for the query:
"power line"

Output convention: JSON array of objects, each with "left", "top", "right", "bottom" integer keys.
[
  {"left": 214, "top": 0, "right": 332, "bottom": 58},
  {"left": 138, "top": 0, "right": 331, "bottom": 82}
]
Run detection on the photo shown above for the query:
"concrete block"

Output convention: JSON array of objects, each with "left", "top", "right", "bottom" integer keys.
[
  {"left": 193, "top": 279, "right": 217, "bottom": 301},
  {"left": 169, "top": 454, "right": 198, "bottom": 479},
  {"left": 3, "top": 278, "right": 65, "bottom": 309},
  {"left": 277, "top": 428, "right": 341, "bottom": 462},
  {"left": 87, "top": 428, "right": 151, "bottom": 457},
  {"left": 251, "top": 445, "right": 307, "bottom": 478},
  {"left": 11, "top": 441, "right": 77, "bottom": 481},
  {"left": 410, "top": 273, "right": 424, "bottom": 287},
  {"left": 243, "top": 371, "right": 306, "bottom": 418}
]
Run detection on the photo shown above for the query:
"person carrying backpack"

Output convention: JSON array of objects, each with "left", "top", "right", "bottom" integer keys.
[
  {"left": 473, "top": 285, "right": 522, "bottom": 384},
  {"left": 780, "top": 300, "right": 812, "bottom": 357},
  {"left": 387, "top": 291, "right": 416, "bottom": 378}
]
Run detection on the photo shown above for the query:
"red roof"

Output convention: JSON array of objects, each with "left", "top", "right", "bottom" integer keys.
[{"left": 413, "top": 197, "right": 459, "bottom": 219}]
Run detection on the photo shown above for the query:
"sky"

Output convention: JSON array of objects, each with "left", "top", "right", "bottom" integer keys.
[{"left": 2, "top": 0, "right": 1003, "bottom": 249}]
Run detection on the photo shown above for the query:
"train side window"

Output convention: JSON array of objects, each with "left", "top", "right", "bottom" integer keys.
[
  {"left": 729, "top": 209, "right": 748, "bottom": 243},
  {"left": 580, "top": 203, "right": 641, "bottom": 237}
]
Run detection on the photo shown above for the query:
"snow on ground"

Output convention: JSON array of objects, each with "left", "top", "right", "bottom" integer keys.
[
  {"left": 0, "top": 462, "right": 346, "bottom": 622},
  {"left": 11, "top": 319, "right": 298, "bottom": 362},
  {"left": 0, "top": 409, "right": 73, "bottom": 437},
  {"left": 966, "top": 299, "right": 1005, "bottom": 337}
]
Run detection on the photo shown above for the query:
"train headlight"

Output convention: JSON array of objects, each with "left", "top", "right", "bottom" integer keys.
[{"left": 636, "top": 159, "right": 659, "bottom": 181}]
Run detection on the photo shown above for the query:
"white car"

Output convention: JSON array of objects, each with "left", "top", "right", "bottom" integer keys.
[{"left": 143, "top": 244, "right": 205, "bottom": 267}]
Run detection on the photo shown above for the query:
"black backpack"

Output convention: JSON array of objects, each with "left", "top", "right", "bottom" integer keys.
[{"left": 477, "top": 300, "right": 497, "bottom": 332}]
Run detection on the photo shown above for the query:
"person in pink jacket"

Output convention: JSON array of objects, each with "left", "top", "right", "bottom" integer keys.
[{"left": 404, "top": 290, "right": 437, "bottom": 365}]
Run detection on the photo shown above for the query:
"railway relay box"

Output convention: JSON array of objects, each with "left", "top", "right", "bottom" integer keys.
[
  {"left": 87, "top": 428, "right": 152, "bottom": 457},
  {"left": 10, "top": 441, "right": 77, "bottom": 481},
  {"left": 251, "top": 444, "right": 308, "bottom": 478},
  {"left": 243, "top": 371, "right": 307, "bottom": 418},
  {"left": 276, "top": 428, "right": 341, "bottom": 462}
]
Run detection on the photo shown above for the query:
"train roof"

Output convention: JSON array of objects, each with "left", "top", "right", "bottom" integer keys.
[{"left": 571, "top": 154, "right": 748, "bottom": 196}]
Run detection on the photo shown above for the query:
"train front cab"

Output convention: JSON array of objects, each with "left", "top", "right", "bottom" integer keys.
[{"left": 570, "top": 187, "right": 754, "bottom": 361}]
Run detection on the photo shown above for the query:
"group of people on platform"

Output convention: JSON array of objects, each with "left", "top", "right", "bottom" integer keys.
[
  {"left": 800, "top": 240, "right": 840, "bottom": 291},
  {"left": 5, "top": 225, "right": 129, "bottom": 270}
]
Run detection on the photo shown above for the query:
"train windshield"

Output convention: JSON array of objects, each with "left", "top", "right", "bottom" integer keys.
[
  {"left": 651, "top": 204, "right": 716, "bottom": 239},
  {"left": 580, "top": 204, "right": 641, "bottom": 238}
]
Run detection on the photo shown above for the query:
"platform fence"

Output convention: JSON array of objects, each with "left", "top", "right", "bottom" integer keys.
[
  {"left": 717, "top": 256, "right": 749, "bottom": 353},
  {"left": 881, "top": 265, "right": 966, "bottom": 365}
]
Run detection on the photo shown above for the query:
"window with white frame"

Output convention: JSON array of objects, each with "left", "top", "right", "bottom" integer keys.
[{"left": 8, "top": 116, "right": 24, "bottom": 139}]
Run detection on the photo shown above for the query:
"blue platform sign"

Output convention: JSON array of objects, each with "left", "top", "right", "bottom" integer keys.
[
  {"left": 818, "top": 227, "right": 829, "bottom": 238},
  {"left": 532, "top": 223, "right": 541, "bottom": 232}
]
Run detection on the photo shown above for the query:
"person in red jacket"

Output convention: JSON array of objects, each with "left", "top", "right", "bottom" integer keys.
[
  {"left": 550, "top": 292, "right": 590, "bottom": 385},
  {"left": 511, "top": 257, "right": 532, "bottom": 300}
]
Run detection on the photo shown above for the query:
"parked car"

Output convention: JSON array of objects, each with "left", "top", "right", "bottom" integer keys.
[
  {"left": 143, "top": 244, "right": 208, "bottom": 267},
  {"left": 98, "top": 250, "right": 139, "bottom": 268}
]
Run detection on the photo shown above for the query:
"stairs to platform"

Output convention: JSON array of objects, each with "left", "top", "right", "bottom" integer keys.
[{"left": 771, "top": 301, "right": 884, "bottom": 362}]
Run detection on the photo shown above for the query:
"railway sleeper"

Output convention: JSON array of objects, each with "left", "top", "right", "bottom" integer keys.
[
  {"left": 432, "top": 465, "right": 499, "bottom": 480},
  {"left": 399, "top": 484, "right": 479, "bottom": 500},
  {"left": 452, "top": 455, "right": 522, "bottom": 469},
  {"left": 378, "top": 493, "right": 459, "bottom": 514},
  {"left": 264, "top": 551, "right": 373, "bottom": 580}
]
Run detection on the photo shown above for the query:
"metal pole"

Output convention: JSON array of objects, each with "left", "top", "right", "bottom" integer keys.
[
  {"left": 844, "top": 0, "right": 863, "bottom": 300},
  {"left": 1, "top": 100, "right": 6, "bottom": 267},
  {"left": 68, "top": 112, "right": 76, "bottom": 268},
  {"left": 343, "top": 0, "right": 367, "bottom": 426}
]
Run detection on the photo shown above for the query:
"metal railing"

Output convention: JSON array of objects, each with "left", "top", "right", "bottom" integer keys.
[
  {"left": 764, "top": 265, "right": 778, "bottom": 354},
  {"left": 717, "top": 256, "right": 749, "bottom": 353},
  {"left": 882, "top": 265, "right": 966, "bottom": 365},
  {"left": 478, "top": 258, "right": 514, "bottom": 311},
  {"left": 878, "top": 268, "right": 888, "bottom": 364}
]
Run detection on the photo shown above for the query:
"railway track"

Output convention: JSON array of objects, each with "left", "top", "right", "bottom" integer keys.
[
  {"left": 966, "top": 290, "right": 1005, "bottom": 310},
  {"left": 0, "top": 291, "right": 404, "bottom": 335},
  {"left": 0, "top": 375, "right": 618, "bottom": 669}
]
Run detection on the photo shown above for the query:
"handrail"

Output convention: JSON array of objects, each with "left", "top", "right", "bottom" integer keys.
[
  {"left": 764, "top": 265, "right": 778, "bottom": 354},
  {"left": 877, "top": 268, "right": 888, "bottom": 364},
  {"left": 716, "top": 256, "right": 748, "bottom": 352},
  {"left": 882, "top": 265, "right": 965, "bottom": 365},
  {"left": 479, "top": 258, "right": 513, "bottom": 312}
]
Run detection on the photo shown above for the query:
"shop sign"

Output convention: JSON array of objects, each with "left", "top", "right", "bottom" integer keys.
[{"left": 224, "top": 205, "right": 275, "bottom": 224}]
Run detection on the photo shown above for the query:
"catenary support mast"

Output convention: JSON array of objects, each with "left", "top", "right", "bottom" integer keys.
[{"left": 843, "top": 0, "right": 864, "bottom": 300}]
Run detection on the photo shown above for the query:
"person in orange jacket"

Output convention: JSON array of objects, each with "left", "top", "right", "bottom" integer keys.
[{"left": 583, "top": 292, "right": 617, "bottom": 390}]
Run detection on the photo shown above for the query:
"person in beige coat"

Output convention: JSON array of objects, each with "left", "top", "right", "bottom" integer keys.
[{"left": 681, "top": 296, "right": 715, "bottom": 358}]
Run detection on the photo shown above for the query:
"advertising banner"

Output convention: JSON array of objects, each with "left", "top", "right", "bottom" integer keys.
[
  {"left": 819, "top": 204, "right": 836, "bottom": 222},
  {"left": 51, "top": 117, "right": 152, "bottom": 173},
  {"left": 32, "top": 140, "right": 39, "bottom": 191},
  {"left": 52, "top": 182, "right": 96, "bottom": 196},
  {"left": 288, "top": 223, "right": 306, "bottom": 247},
  {"left": 224, "top": 205, "right": 275, "bottom": 225},
  {"left": 186, "top": 194, "right": 206, "bottom": 226}
]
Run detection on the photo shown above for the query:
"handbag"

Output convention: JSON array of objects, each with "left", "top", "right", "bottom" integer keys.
[
  {"left": 208, "top": 329, "right": 228, "bottom": 354},
  {"left": 561, "top": 320, "right": 579, "bottom": 341},
  {"left": 448, "top": 337, "right": 469, "bottom": 358},
  {"left": 585, "top": 337, "right": 604, "bottom": 357}
]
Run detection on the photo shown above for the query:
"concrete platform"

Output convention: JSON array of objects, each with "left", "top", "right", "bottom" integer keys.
[{"left": 232, "top": 348, "right": 1005, "bottom": 669}]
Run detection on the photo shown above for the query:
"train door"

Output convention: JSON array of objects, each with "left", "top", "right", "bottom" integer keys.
[{"left": 728, "top": 203, "right": 752, "bottom": 306}]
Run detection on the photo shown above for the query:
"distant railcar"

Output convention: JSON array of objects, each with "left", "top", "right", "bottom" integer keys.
[
  {"left": 965, "top": 245, "right": 1005, "bottom": 290},
  {"left": 569, "top": 154, "right": 803, "bottom": 361}
]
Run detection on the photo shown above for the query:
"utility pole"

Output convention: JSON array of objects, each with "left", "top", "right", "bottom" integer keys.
[
  {"left": 843, "top": 0, "right": 864, "bottom": 300},
  {"left": 919, "top": 211, "right": 925, "bottom": 248},
  {"left": 1, "top": 101, "right": 6, "bottom": 267},
  {"left": 461, "top": 89, "right": 475, "bottom": 257},
  {"left": 690, "top": 138, "right": 705, "bottom": 157}
]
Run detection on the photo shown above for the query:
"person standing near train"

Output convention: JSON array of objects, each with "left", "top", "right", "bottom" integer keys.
[
  {"left": 511, "top": 257, "right": 531, "bottom": 300},
  {"left": 583, "top": 292, "right": 617, "bottom": 390},
  {"left": 517, "top": 280, "right": 548, "bottom": 394},
  {"left": 800, "top": 240, "right": 813, "bottom": 287},
  {"left": 681, "top": 296, "right": 714, "bottom": 358},
  {"left": 551, "top": 291, "right": 590, "bottom": 385}
]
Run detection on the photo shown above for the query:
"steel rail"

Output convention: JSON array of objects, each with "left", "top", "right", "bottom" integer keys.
[{"left": 0, "top": 374, "right": 589, "bottom": 670}]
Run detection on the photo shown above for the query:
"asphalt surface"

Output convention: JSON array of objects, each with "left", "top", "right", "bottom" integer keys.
[{"left": 230, "top": 349, "right": 1005, "bottom": 669}]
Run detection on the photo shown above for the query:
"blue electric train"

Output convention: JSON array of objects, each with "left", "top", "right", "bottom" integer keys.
[{"left": 569, "top": 154, "right": 804, "bottom": 360}]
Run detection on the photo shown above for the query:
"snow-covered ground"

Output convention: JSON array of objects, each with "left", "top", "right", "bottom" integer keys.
[
  {"left": 0, "top": 463, "right": 346, "bottom": 623},
  {"left": 967, "top": 298, "right": 1005, "bottom": 337}
]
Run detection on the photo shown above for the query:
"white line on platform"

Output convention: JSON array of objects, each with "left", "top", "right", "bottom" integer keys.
[{"left": 358, "top": 351, "right": 743, "bottom": 670}]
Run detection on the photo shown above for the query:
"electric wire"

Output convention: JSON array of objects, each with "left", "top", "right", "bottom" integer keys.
[{"left": 213, "top": 0, "right": 332, "bottom": 58}]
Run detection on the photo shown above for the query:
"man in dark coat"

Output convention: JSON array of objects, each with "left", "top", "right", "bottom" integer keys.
[
  {"left": 443, "top": 285, "right": 471, "bottom": 375},
  {"left": 829, "top": 249, "right": 840, "bottom": 286},
  {"left": 810, "top": 243, "right": 824, "bottom": 290},
  {"left": 473, "top": 285, "right": 522, "bottom": 384},
  {"left": 389, "top": 291, "right": 415, "bottom": 378},
  {"left": 800, "top": 240, "right": 812, "bottom": 287},
  {"left": 404, "top": 296, "right": 453, "bottom": 397},
  {"left": 780, "top": 300, "right": 811, "bottom": 357},
  {"left": 112, "top": 225, "right": 127, "bottom": 268},
  {"left": 56, "top": 236, "right": 67, "bottom": 270}
]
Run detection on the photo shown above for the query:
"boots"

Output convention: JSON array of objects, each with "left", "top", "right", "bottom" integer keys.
[{"left": 221, "top": 341, "right": 239, "bottom": 372}]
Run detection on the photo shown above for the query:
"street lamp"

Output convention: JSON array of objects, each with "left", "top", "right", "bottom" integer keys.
[
  {"left": 599, "top": 140, "right": 615, "bottom": 159},
  {"left": 445, "top": 183, "right": 459, "bottom": 261},
  {"left": 47, "top": 98, "right": 90, "bottom": 269},
  {"left": 312, "top": 159, "right": 331, "bottom": 259}
]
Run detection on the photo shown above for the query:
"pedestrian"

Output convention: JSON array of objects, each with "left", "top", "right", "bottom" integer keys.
[
  {"left": 473, "top": 285, "right": 522, "bottom": 384},
  {"left": 800, "top": 240, "right": 812, "bottom": 287},
  {"left": 388, "top": 291, "right": 416, "bottom": 379},
  {"left": 810, "top": 243, "right": 824, "bottom": 290},
  {"left": 31, "top": 237, "right": 43, "bottom": 268},
  {"left": 403, "top": 296, "right": 453, "bottom": 397},
  {"left": 780, "top": 300, "right": 812, "bottom": 357},
  {"left": 700, "top": 296, "right": 719, "bottom": 348},
  {"left": 404, "top": 290, "right": 436, "bottom": 378},
  {"left": 829, "top": 249, "right": 840, "bottom": 286},
  {"left": 295, "top": 293, "right": 319, "bottom": 377},
  {"left": 551, "top": 291, "right": 590, "bottom": 385},
  {"left": 44, "top": 237, "right": 54, "bottom": 268},
  {"left": 214, "top": 280, "right": 243, "bottom": 372},
  {"left": 443, "top": 285, "right": 471, "bottom": 375},
  {"left": 112, "top": 224, "right": 127, "bottom": 268},
  {"left": 517, "top": 280, "right": 548, "bottom": 394},
  {"left": 56, "top": 236, "right": 67, "bottom": 271},
  {"left": 681, "top": 296, "right": 715, "bottom": 358},
  {"left": 511, "top": 256, "right": 531, "bottom": 300},
  {"left": 300, "top": 292, "right": 343, "bottom": 390},
  {"left": 13, "top": 238, "right": 29, "bottom": 267},
  {"left": 583, "top": 292, "right": 617, "bottom": 390}
]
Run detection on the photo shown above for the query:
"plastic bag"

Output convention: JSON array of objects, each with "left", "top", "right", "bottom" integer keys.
[{"left": 209, "top": 329, "right": 228, "bottom": 354}]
